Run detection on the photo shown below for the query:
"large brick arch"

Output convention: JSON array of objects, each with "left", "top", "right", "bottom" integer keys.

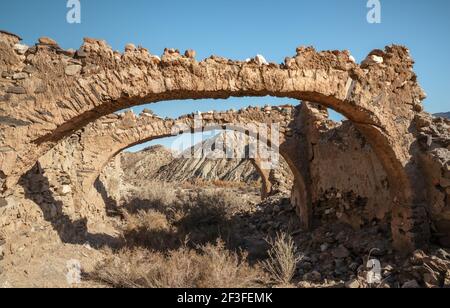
[{"left": 0, "top": 31, "right": 429, "bottom": 251}]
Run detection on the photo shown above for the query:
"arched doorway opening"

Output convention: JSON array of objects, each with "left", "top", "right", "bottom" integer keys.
[
  {"left": 96, "top": 128, "right": 294, "bottom": 216},
  {"left": 86, "top": 123, "right": 297, "bottom": 256}
]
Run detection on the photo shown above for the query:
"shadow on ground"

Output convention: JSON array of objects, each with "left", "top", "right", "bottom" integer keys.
[
  {"left": 19, "top": 163, "right": 122, "bottom": 249},
  {"left": 19, "top": 164, "right": 300, "bottom": 261},
  {"left": 117, "top": 194, "right": 301, "bottom": 261}
]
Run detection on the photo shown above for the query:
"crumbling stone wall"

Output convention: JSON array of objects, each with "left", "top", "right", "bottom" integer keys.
[
  {"left": 98, "top": 155, "right": 124, "bottom": 215},
  {"left": 290, "top": 103, "right": 391, "bottom": 229},
  {"left": 0, "top": 30, "right": 436, "bottom": 251},
  {"left": 415, "top": 114, "right": 450, "bottom": 246},
  {"left": 310, "top": 120, "right": 390, "bottom": 228}
]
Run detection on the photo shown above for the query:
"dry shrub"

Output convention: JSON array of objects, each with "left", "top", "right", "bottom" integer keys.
[
  {"left": 123, "top": 210, "right": 170, "bottom": 232},
  {"left": 211, "top": 180, "right": 245, "bottom": 189},
  {"left": 120, "top": 188, "right": 248, "bottom": 249},
  {"left": 121, "top": 209, "right": 179, "bottom": 250},
  {"left": 180, "top": 181, "right": 195, "bottom": 190},
  {"left": 89, "top": 241, "right": 267, "bottom": 288},
  {"left": 128, "top": 181, "right": 177, "bottom": 208},
  {"left": 176, "top": 190, "right": 244, "bottom": 244},
  {"left": 180, "top": 178, "right": 211, "bottom": 189},
  {"left": 197, "top": 241, "right": 267, "bottom": 288},
  {"left": 180, "top": 179, "right": 259, "bottom": 190},
  {"left": 121, "top": 188, "right": 248, "bottom": 249},
  {"left": 186, "top": 189, "right": 244, "bottom": 217},
  {"left": 213, "top": 179, "right": 261, "bottom": 190},
  {"left": 262, "top": 232, "right": 303, "bottom": 286}
]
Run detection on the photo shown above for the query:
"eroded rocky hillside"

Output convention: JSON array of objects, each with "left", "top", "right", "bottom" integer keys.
[
  {"left": 102, "top": 132, "right": 294, "bottom": 194},
  {"left": 156, "top": 133, "right": 262, "bottom": 184}
]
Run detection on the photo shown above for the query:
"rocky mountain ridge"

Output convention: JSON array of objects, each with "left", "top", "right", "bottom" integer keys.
[
  {"left": 434, "top": 112, "right": 450, "bottom": 119},
  {"left": 155, "top": 132, "right": 261, "bottom": 184}
]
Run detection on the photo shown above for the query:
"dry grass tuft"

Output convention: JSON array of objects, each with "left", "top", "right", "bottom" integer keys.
[
  {"left": 89, "top": 241, "right": 267, "bottom": 288},
  {"left": 175, "top": 190, "right": 245, "bottom": 245},
  {"left": 121, "top": 209, "right": 180, "bottom": 250},
  {"left": 262, "top": 232, "right": 303, "bottom": 286},
  {"left": 180, "top": 179, "right": 260, "bottom": 190},
  {"left": 128, "top": 181, "right": 177, "bottom": 209},
  {"left": 124, "top": 209, "right": 170, "bottom": 232}
]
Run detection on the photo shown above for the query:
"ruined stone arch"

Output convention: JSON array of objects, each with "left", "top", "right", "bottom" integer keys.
[
  {"left": 70, "top": 106, "right": 299, "bottom": 210},
  {"left": 0, "top": 31, "right": 430, "bottom": 251}
]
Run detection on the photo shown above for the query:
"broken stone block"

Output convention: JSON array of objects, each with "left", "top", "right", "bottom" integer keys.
[
  {"left": 6, "top": 86, "right": 26, "bottom": 95},
  {"left": 1, "top": 71, "right": 12, "bottom": 79},
  {"left": 255, "top": 54, "right": 268, "bottom": 65},
  {"left": 414, "top": 114, "right": 432, "bottom": 128},
  {"left": 414, "top": 103, "right": 424, "bottom": 112},
  {"left": 141, "top": 108, "right": 154, "bottom": 116},
  {"left": 38, "top": 37, "right": 58, "bottom": 46},
  {"left": 22, "top": 65, "right": 37, "bottom": 74},
  {"left": 184, "top": 49, "right": 196, "bottom": 59},
  {"left": 59, "top": 185, "right": 72, "bottom": 196},
  {"left": 125, "top": 43, "right": 136, "bottom": 52},
  {"left": 164, "top": 48, "right": 179, "bottom": 55},
  {"left": 362, "top": 55, "right": 384, "bottom": 67},
  {"left": 65, "top": 65, "right": 82, "bottom": 76},
  {"left": 13, "top": 43, "right": 28, "bottom": 55},
  {"left": 12, "top": 72, "right": 28, "bottom": 80}
]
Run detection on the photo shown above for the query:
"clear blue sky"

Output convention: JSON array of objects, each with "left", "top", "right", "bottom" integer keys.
[{"left": 1, "top": 0, "right": 449, "bottom": 151}]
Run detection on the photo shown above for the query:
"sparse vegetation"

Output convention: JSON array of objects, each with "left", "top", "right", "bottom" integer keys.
[
  {"left": 121, "top": 209, "right": 179, "bottom": 250},
  {"left": 128, "top": 181, "right": 177, "bottom": 209},
  {"left": 180, "top": 179, "right": 260, "bottom": 191},
  {"left": 121, "top": 186, "right": 251, "bottom": 249},
  {"left": 89, "top": 241, "right": 268, "bottom": 288},
  {"left": 87, "top": 185, "right": 301, "bottom": 288},
  {"left": 262, "top": 232, "right": 303, "bottom": 286}
]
